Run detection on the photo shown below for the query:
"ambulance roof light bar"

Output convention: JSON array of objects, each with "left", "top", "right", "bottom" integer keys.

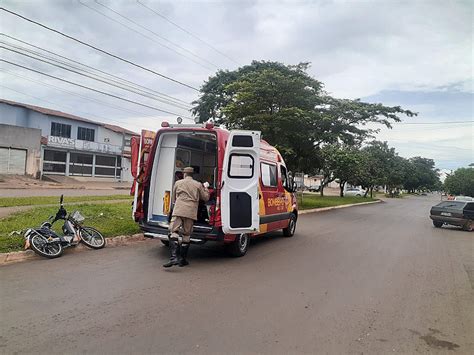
[{"left": 160, "top": 118, "right": 215, "bottom": 129}]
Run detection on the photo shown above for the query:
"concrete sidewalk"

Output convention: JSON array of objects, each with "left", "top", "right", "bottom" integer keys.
[{"left": 0, "top": 174, "right": 131, "bottom": 194}]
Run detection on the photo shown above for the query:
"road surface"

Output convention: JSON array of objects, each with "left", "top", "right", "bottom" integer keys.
[{"left": 1, "top": 195, "right": 473, "bottom": 354}]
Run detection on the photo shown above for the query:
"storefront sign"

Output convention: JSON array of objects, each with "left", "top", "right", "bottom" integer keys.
[
  {"left": 47, "top": 136, "right": 122, "bottom": 154},
  {"left": 48, "top": 136, "right": 75, "bottom": 148}
]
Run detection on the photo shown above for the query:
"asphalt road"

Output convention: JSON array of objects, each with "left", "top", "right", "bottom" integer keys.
[{"left": 1, "top": 195, "right": 473, "bottom": 354}]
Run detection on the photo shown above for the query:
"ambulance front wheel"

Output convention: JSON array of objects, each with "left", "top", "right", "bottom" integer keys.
[
  {"left": 227, "top": 233, "right": 249, "bottom": 257},
  {"left": 283, "top": 213, "right": 297, "bottom": 237}
]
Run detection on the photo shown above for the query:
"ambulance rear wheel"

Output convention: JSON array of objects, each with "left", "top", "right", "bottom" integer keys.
[
  {"left": 227, "top": 233, "right": 249, "bottom": 257},
  {"left": 283, "top": 213, "right": 297, "bottom": 237}
]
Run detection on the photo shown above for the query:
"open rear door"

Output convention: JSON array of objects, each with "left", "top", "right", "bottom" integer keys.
[{"left": 221, "top": 130, "right": 261, "bottom": 234}]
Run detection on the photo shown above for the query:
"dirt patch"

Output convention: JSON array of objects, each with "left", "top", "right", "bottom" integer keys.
[
  {"left": 420, "top": 335, "right": 460, "bottom": 351},
  {"left": 410, "top": 329, "right": 460, "bottom": 351}
]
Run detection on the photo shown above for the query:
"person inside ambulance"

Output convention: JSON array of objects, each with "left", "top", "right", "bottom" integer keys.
[{"left": 163, "top": 166, "right": 210, "bottom": 268}]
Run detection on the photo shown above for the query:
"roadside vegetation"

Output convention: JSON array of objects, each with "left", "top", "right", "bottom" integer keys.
[
  {"left": 444, "top": 167, "right": 474, "bottom": 197},
  {"left": 0, "top": 201, "right": 139, "bottom": 253},
  {"left": 0, "top": 194, "right": 132, "bottom": 207},
  {"left": 297, "top": 194, "right": 375, "bottom": 210}
]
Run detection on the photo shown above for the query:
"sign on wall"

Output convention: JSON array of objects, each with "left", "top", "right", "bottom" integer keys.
[{"left": 47, "top": 136, "right": 122, "bottom": 154}]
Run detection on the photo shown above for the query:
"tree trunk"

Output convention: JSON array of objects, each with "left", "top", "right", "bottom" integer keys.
[
  {"left": 320, "top": 185, "right": 324, "bottom": 197},
  {"left": 364, "top": 188, "right": 369, "bottom": 198},
  {"left": 370, "top": 187, "right": 374, "bottom": 198},
  {"left": 339, "top": 181, "right": 346, "bottom": 197}
]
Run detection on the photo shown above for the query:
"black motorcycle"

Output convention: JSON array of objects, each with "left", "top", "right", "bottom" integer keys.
[{"left": 24, "top": 195, "right": 105, "bottom": 258}]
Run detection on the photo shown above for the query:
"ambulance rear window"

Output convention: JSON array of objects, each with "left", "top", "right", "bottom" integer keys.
[{"left": 228, "top": 154, "right": 254, "bottom": 178}]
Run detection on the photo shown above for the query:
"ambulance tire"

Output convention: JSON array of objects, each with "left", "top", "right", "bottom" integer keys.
[
  {"left": 227, "top": 233, "right": 249, "bottom": 257},
  {"left": 283, "top": 213, "right": 297, "bottom": 237}
]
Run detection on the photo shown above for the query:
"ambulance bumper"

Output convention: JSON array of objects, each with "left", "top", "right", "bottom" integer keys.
[{"left": 139, "top": 221, "right": 223, "bottom": 243}]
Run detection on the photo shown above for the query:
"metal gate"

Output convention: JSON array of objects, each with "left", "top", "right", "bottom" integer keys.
[{"left": 0, "top": 147, "right": 27, "bottom": 174}]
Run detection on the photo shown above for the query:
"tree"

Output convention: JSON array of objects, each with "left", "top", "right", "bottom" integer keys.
[
  {"left": 356, "top": 141, "right": 397, "bottom": 197},
  {"left": 404, "top": 157, "right": 440, "bottom": 192},
  {"left": 329, "top": 146, "right": 365, "bottom": 197},
  {"left": 444, "top": 168, "right": 474, "bottom": 196},
  {"left": 192, "top": 60, "right": 416, "bottom": 173},
  {"left": 317, "top": 144, "right": 338, "bottom": 196}
]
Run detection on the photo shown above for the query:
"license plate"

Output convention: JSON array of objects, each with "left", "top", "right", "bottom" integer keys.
[{"left": 441, "top": 212, "right": 452, "bottom": 216}]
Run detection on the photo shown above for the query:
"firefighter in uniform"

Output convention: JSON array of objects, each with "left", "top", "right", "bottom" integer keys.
[{"left": 163, "top": 167, "right": 210, "bottom": 268}]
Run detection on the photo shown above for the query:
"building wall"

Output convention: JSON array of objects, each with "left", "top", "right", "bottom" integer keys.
[
  {"left": 0, "top": 103, "right": 29, "bottom": 127},
  {"left": 0, "top": 102, "right": 135, "bottom": 181},
  {"left": 97, "top": 126, "right": 123, "bottom": 146},
  {"left": 0, "top": 123, "right": 41, "bottom": 176}
]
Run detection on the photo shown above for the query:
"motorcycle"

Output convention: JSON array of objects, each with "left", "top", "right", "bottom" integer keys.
[{"left": 23, "top": 195, "right": 106, "bottom": 258}]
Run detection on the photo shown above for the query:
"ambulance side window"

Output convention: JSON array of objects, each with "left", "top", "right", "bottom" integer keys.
[
  {"left": 280, "top": 165, "right": 288, "bottom": 189},
  {"left": 261, "top": 163, "right": 277, "bottom": 187}
]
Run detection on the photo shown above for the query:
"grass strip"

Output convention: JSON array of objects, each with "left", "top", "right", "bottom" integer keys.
[
  {"left": 0, "top": 194, "right": 132, "bottom": 207},
  {"left": 0, "top": 201, "right": 139, "bottom": 253},
  {"left": 297, "top": 194, "right": 375, "bottom": 210}
]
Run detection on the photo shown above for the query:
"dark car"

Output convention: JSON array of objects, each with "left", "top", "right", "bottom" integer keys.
[{"left": 430, "top": 201, "right": 473, "bottom": 231}]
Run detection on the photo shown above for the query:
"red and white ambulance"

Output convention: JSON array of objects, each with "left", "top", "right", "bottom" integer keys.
[{"left": 132, "top": 122, "right": 298, "bottom": 256}]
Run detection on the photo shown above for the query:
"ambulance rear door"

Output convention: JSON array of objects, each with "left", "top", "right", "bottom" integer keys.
[{"left": 221, "top": 130, "right": 261, "bottom": 234}]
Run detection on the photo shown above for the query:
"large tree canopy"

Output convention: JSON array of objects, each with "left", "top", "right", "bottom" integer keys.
[
  {"left": 444, "top": 168, "right": 474, "bottom": 196},
  {"left": 192, "top": 61, "right": 416, "bottom": 172}
]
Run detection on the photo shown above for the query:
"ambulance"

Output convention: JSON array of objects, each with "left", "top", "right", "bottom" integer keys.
[{"left": 132, "top": 121, "right": 298, "bottom": 257}]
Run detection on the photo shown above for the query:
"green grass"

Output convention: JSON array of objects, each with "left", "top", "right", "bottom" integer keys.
[
  {"left": 0, "top": 194, "right": 132, "bottom": 207},
  {"left": 297, "top": 194, "right": 375, "bottom": 210},
  {"left": 0, "top": 201, "right": 139, "bottom": 253}
]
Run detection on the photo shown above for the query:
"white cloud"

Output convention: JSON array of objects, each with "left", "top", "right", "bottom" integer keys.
[{"left": 0, "top": 0, "right": 472, "bottom": 169}]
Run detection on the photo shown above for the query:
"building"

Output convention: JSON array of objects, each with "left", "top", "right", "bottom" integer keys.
[{"left": 0, "top": 99, "right": 139, "bottom": 182}]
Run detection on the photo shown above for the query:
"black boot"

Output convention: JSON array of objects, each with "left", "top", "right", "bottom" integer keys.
[
  {"left": 163, "top": 240, "right": 179, "bottom": 268},
  {"left": 179, "top": 243, "right": 190, "bottom": 267}
]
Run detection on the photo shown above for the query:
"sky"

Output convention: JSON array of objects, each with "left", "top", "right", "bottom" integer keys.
[{"left": 0, "top": 0, "right": 472, "bottom": 171}]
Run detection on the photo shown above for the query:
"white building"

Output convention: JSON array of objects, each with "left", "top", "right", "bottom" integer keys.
[{"left": 0, "top": 99, "right": 138, "bottom": 182}]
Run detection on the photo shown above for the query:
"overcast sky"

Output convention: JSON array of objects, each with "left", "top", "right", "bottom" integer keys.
[{"left": 1, "top": 0, "right": 472, "bottom": 170}]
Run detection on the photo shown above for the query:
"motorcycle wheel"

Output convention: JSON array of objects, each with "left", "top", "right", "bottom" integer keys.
[
  {"left": 30, "top": 233, "right": 63, "bottom": 259},
  {"left": 79, "top": 227, "right": 106, "bottom": 249}
]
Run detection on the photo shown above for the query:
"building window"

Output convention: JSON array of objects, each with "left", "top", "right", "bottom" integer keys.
[
  {"left": 96, "top": 155, "right": 115, "bottom": 167},
  {"left": 95, "top": 155, "right": 117, "bottom": 177},
  {"left": 43, "top": 149, "right": 67, "bottom": 174},
  {"left": 261, "top": 163, "right": 277, "bottom": 187},
  {"left": 77, "top": 127, "right": 95, "bottom": 142},
  {"left": 51, "top": 122, "right": 71, "bottom": 138},
  {"left": 69, "top": 153, "right": 93, "bottom": 176}
]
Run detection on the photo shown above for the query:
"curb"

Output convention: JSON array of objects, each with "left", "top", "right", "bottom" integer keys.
[
  {"left": 0, "top": 233, "right": 147, "bottom": 266},
  {"left": 299, "top": 199, "right": 382, "bottom": 215}
]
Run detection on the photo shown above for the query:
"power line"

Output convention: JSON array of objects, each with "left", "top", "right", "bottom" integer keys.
[
  {"left": 0, "top": 84, "right": 145, "bottom": 129},
  {"left": 0, "top": 6, "right": 200, "bottom": 91},
  {"left": 136, "top": 0, "right": 240, "bottom": 66},
  {"left": 397, "top": 121, "right": 474, "bottom": 125},
  {"left": 2, "top": 69, "right": 164, "bottom": 119},
  {"left": 93, "top": 0, "right": 219, "bottom": 69},
  {"left": 1, "top": 59, "right": 193, "bottom": 118},
  {"left": 1, "top": 43, "right": 192, "bottom": 111},
  {"left": 0, "top": 33, "right": 192, "bottom": 107},
  {"left": 78, "top": 0, "right": 214, "bottom": 71}
]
